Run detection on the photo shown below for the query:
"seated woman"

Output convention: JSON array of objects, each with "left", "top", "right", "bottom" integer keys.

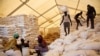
[{"left": 34, "top": 35, "right": 48, "bottom": 56}]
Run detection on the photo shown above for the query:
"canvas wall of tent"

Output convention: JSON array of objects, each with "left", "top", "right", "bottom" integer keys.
[{"left": 0, "top": 0, "right": 100, "bottom": 28}]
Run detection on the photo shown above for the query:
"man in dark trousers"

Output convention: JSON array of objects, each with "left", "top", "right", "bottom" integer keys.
[
  {"left": 60, "top": 11, "right": 72, "bottom": 36},
  {"left": 87, "top": 4, "right": 96, "bottom": 29},
  {"left": 74, "top": 11, "right": 85, "bottom": 30}
]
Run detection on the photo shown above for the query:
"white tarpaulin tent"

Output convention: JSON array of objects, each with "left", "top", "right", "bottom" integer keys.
[{"left": 0, "top": 0, "right": 100, "bottom": 28}]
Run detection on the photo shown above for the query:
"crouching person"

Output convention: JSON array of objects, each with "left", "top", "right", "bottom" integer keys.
[{"left": 4, "top": 33, "right": 22, "bottom": 56}]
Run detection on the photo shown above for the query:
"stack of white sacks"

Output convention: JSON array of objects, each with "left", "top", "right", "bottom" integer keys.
[
  {"left": 0, "top": 15, "right": 39, "bottom": 47},
  {"left": 0, "top": 15, "right": 39, "bottom": 56},
  {"left": 45, "top": 23, "right": 100, "bottom": 56}
]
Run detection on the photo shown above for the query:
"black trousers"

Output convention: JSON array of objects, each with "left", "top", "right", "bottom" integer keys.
[
  {"left": 76, "top": 19, "right": 82, "bottom": 30},
  {"left": 63, "top": 22, "right": 70, "bottom": 35},
  {"left": 87, "top": 16, "right": 94, "bottom": 29}
]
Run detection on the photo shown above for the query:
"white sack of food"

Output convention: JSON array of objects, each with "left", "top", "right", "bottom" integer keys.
[
  {"left": 64, "top": 45, "right": 77, "bottom": 52},
  {"left": 48, "top": 45, "right": 56, "bottom": 50},
  {"left": 48, "top": 42, "right": 59, "bottom": 50},
  {"left": 44, "top": 50, "right": 59, "bottom": 56},
  {"left": 64, "top": 38, "right": 96, "bottom": 52},
  {"left": 48, "top": 39, "right": 64, "bottom": 50},
  {"left": 22, "top": 47, "right": 30, "bottom": 56},
  {"left": 54, "top": 45, "right": 64, "bottom": 55},
  {"left": 62, "top": 50, "right": 86, "bottom": 56},
  {"left": 5, "top": 49, "right": 15, "bottom": 56},
  {"left": 79, "top": 31, "right": 89, "bottom": 39},
  {"left": 64, "top": 39, "right": 84, "bottom": 52},
  {"left": 14, "top": 50, "right": 22, "bottom": 56},
  {"left": 48, "top": 43, "right": 60, "bottom": 50},
  {"left": 57, "top": 38, "right": 64, "bottom": 43},
  {"left": 59, "top": 5, "right": 69, "bottom": 13},
  {"left": 64, "top": 35, "right": 78, "bottom": 44},
  {"left": 80, "top": 42, "right": 100, "bottom": 50},
  {"left": 49, "top": 43, "right": 63, "bottom": 50},
  {"left": 53, "top": 39, "right": 64, "bottom": 44}
]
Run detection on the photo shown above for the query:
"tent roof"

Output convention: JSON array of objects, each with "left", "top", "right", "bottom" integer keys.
[{"left": 0, "top": 0, "right": 100, "bottom": 28}]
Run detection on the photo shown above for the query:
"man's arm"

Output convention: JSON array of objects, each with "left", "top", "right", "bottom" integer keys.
[
  {"left": 81, "top": 15, "right": 85, "bottom": 20},
  {"left": 93, "top": 7, "right": 96, "bottom": 17},
  {"left": 60, "top": 16, "right": 64, "bottom": 25},
  {"left": 68, "top": 14, "right": 72, "bottom": 26}
]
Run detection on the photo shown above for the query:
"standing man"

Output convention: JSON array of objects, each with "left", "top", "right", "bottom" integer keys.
[
  {"left": 87, "top": 4, "right": 96, "bottom": 29},
  {"left": 60, "top": 11, "right": 72, "bottom": 36},
  {"left": 74, "top": 11, "right": 85, "bottom": 30}
]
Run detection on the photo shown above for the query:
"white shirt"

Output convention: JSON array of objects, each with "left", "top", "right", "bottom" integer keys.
[{"left": 63, "top": 15, "right": 70, "bottom": 22}]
